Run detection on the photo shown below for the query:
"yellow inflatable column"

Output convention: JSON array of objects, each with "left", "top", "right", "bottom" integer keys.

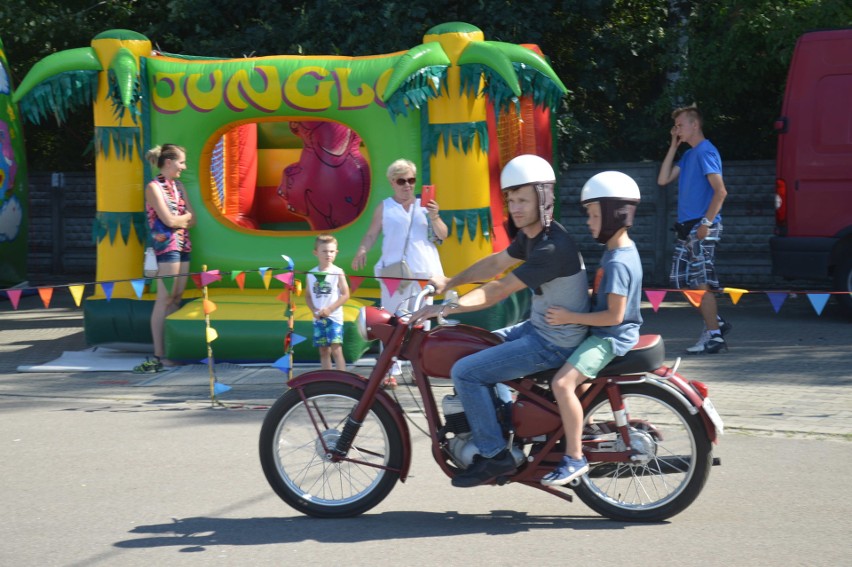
[
  {"left": 90, "top": 30, "right": 151, "bottom": 298},
  {"left": 423, "top": 27, "right": 493, "bottom": 278}
]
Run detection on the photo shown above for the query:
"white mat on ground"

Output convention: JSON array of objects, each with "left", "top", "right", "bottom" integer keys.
[
  {"left": 17, "top": 347, "right": 151, "bottom": 372},
  {"left": 18, "top": 347, "right": 377, "bottom": 376}
]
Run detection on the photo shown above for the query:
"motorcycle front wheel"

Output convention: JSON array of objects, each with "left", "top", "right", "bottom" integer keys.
[
  {"left": 259, "top": 382, "right": 404, "bottom": 518},
  {"left": 574, "top": 383, "right": 712, "bottom": 522}
]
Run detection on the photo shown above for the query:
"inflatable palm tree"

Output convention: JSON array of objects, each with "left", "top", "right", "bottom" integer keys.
[
  {"left": 381, "top": 22, "right": 567, "bottom": 276},
  {"left": 13, "top": 30, "right": 151, "bottom": 298}
]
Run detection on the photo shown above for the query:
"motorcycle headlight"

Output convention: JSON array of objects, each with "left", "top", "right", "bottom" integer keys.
[{"left": 357, "top": 307, "right": 369, "bottom": 341}]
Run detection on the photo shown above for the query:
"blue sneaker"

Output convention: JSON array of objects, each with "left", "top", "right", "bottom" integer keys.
[{"left": 541, "top": 455, "right": 589, "bottom": 487}]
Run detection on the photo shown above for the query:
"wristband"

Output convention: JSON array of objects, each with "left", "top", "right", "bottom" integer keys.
[{"left": 700, "top": 217, "right": 713, "bottom": 227}]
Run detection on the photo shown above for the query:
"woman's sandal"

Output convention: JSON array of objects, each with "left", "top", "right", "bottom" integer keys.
[{"left": 381, "top": 375, "right": 398, "bottom": 390}]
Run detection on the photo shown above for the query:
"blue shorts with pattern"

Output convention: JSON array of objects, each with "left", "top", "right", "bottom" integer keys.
[
  {"left": 313, "top": 318, "right": 344, "bottom": 347},
  {"left": 670, "top": 222, "right": 722, "bottom": 290}
]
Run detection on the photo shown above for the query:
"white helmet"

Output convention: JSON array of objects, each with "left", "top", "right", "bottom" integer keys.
[
  {"left": 580, "top": 171, "right": 641, "bottom": 244},
  {"left": 500, "top": 154, "right": 557, "bottom": 236},
  {"left": 500, "top": 154, "right": 556, "bottom": 190},
  {"left": 580, "top": 171, "right": 641, "bottom": 203}
]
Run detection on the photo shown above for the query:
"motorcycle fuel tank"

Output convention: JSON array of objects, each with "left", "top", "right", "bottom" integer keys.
[{"left": 419, "top": 324, "right": 503, "bottom": 379}]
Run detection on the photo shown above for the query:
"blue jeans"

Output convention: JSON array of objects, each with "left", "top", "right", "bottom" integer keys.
[{"left": 451, "top": 320, "right": 580, "bottom": 458}]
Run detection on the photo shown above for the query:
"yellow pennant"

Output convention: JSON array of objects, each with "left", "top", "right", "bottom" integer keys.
[
  {"left": 68, "top": 285, "right": 85, "bottom": 307},
  {"left": 206, "top": 327, "right": 219, "bottom": 343},
  {"left": 724, "top": 287, "right": 749, "bottom": 305},
  {"left": 262, "top": 270, "right": 273, "bottom": 290}
]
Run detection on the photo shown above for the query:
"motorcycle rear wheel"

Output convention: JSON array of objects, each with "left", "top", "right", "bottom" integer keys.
[
  {"left": 259, "top": 382, "right": 404, "bottom": 518},
  {"left": 574, "top": 384, "right": 712, "bottom": 522}
]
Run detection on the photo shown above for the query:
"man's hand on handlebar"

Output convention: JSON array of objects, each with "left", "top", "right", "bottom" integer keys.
[{"left": 428, "top": 274, "right": 451, "bottom": 295}]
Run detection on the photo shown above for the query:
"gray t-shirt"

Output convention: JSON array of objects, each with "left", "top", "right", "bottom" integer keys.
[
  {"left": 591, "top": 243, "right": 643, "bottom": 355},
  {"left": 506, "top": 222, "right": 590, "bottom": 348}
]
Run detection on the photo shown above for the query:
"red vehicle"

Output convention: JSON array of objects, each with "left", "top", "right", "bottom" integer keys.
[
  {"left": 771, "top": 28, "right": 852, "bottom": 313},
  {"left": 259, "top": 286, "right": 723, "bottom": 522}
]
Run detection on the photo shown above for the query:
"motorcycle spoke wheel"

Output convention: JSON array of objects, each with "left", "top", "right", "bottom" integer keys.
[
  {"left": 259, "top": 382, "right": 403, "bottom": 518},
  {"left": 575, "top": 384, "right": 712, "bottom": 522}
]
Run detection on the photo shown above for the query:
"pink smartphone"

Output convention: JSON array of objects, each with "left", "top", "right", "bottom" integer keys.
[{"left": 421, "top": 184, "right": 436, "bottom": 204}]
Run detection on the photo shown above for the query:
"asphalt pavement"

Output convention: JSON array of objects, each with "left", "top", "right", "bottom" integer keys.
[{"left": 1, "top": 289, "right": 850, "bottom": 440}]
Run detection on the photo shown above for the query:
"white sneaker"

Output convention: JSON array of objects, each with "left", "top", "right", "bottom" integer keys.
[{"left": 685, "top": 330, "right": 710, "bottom": 354}]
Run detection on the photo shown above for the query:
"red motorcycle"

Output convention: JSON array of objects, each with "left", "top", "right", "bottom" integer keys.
[{"left": 259, "top": 286, "right": 723, "bottom": 521}]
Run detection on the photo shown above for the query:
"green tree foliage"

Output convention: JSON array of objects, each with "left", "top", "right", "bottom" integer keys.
[{"left": 2, "top": 0, "right": 850, "bottom": 170}]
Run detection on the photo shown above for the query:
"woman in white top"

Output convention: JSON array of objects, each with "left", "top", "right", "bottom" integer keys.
[{"left": 352, "top": 159, "right": 448, "bottom": 315}]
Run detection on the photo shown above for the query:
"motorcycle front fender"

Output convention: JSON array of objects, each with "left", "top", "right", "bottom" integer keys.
[{"left": 287, "top": 370, "right": 413, "bottom": 481}]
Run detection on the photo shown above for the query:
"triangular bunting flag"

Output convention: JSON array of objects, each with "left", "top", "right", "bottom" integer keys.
[
  {"left": 682, "top": 290, "right": 705, "bottom": 308},
  {"left": 312, "top": 271, "right": 327, "bottom": 283},
  {"left": 206, "top": 327, "right": 219, "bottom": 343},
  {"left": 37, "top": 287, "right": 54, "bottom": 308},
  {"left": 766, "top": 292, "right": 788, "bottom": 313},
  {"left": 202, "top": 299, "right": 217, "bottom": 315},
  {"left": 349, "top": 276, "right": 364, "bottom": 293},
  {"left": 644, "top": 290, "right": 666, "bottom": 312},
  {"left": 213, "top": 382, "right": 232, "bottom": 395},
  {"left": 234, "top": 271, "right": 246, "bottom": 290},
  {"left": 190, "top": 273, "right": 203, "bottom": 289},
  {"left": 262, "top": 270, "right": 273, "bottom": 290},
  {"left": 273, "top": 354, "right": 291, "bottom": 372},
  {"left": 277, "top": 290, "right": 290, "bottom": 303},
  {"left": 281, "top": 254, "right": 294, "bottom": 271},
  {"left": 724, "top": 287, "right": 749, "bottom": 305},
  {"left": 69, "top": 285, "right": 85, "bottom": 307},
  {"left": 6, "top": 289, "right": 22, "bottom": 309},
  {"left": 417, "top": 279, "right": 429, "bottom": 289},
  {"left": 806, "top": 293, "right": 830, "bottom": 316},
  {"left": 259, "top": 267, "right": 270, "bottom": 278},
  {"left": 160, "top": 276, "right": 174, "bottom": 294},
  {"left": 291, "top": 333, "right": 307, "bottom": 347},
  {"left": 275, "top": 272, "right": 294, "bottom": 287},
  {"left": 130, "top": 280, "right": 146, "bottom": 299},
  {"left": 383, "top": 277, "right": 403, "bottom": 296},
  {"left": 200, "top": 270, "right": 222, "bottom": 287},
  {"left": 294, "top": 279, "right": 302, "bottom": 296},
  {"left": 101, "top": 282, "right": 114, "bottom": 301}
]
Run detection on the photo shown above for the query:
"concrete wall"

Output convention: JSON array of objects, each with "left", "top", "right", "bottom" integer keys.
[{"left": 27, "top": 160, "right": 793, "bottom": 289}]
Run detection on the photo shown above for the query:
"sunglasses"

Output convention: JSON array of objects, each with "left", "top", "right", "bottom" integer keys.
[{"left": 395, "top": 177, "right": 417, "bottom": 186}]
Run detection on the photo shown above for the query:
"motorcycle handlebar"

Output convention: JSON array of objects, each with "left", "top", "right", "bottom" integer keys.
[{"left": 412, "top": 284, "right": 436, "bottom": 313}]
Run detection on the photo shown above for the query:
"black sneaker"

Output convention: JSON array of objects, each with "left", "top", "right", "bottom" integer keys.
[
  {"left": 688, "top": 334, "right": 728, "bottom": 355},
  {"left": 718, "top": 317, "right": 733, "bottom": 337},
  {"left": 452, "top": 450, "right": 517, "bottom": 488}
]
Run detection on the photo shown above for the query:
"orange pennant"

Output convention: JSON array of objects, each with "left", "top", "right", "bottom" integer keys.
[
  {"left": 37, "top": 287, "right": 54, "bottom": 308},
  {"left": 277, "top": 290, "right": 290, "bottom": 303},
  {"left": 202, "top": 299, "right": 217, "bottom": 315},
  {"left": 234, "top": 271, "right": 246, "bottom": 290},
  {"left": 682, "top": 290, "right": 705, "bottom": 308}
]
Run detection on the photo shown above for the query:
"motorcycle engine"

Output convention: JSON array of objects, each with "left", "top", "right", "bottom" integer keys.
[
  {"left": 441, "top": 394, "right": 525, "bottom": 469},
  {"left": 442, "top": 395, "right": 479, "bottom": 467}
]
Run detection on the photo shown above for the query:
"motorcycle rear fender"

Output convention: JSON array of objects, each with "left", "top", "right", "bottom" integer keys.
[
  {"left": 287, "top": 370, "right": 413, "bottom": 480},
  {"left": 613, "top": 372, "right": 719, "bottom": 444}
]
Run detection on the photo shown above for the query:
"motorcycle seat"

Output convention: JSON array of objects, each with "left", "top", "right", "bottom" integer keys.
[{"left": 525, "top": 334, "right": 666, "bottom": 384}]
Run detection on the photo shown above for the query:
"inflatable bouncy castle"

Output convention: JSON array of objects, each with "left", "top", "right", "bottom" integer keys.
[
  {"left": 12, "top": 22, "right": 566, "bottom": 363},
  {"left": 0, "top": 36, "right": 28, "bottom": 289}
]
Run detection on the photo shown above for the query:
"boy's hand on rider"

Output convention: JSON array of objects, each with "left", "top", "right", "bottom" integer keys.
[{"left": 545, "top": 306, "right": 575, "bottom": 325}]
